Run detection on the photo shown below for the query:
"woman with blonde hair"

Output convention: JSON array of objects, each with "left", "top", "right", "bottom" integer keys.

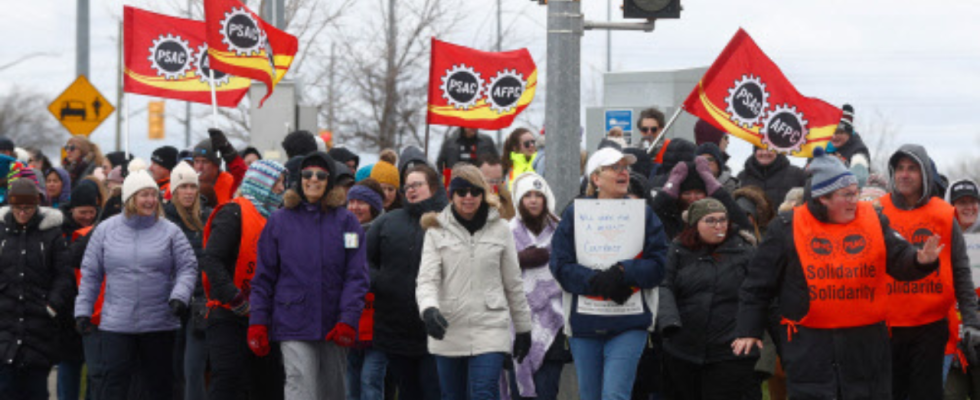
[
  {"left": 416, "top": 164, "right": 532, "bottom": 400},
  {"left": 63, "top": 136, "right": 104, "bottom": 184}
]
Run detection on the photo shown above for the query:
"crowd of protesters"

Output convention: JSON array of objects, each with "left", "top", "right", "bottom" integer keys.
[{"left": 1, "top": 102, "right": 980, "bottom": 400}]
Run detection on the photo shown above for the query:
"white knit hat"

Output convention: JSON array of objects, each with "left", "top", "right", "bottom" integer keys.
[
  {"left": 169, "top": 162, "right": 199, "bottom": 195},
  {"left": 123, "top": 158, "right": 159, "bottom": 203},
  {"left": 511, "top": 172, "right": 557, "bottom": 220}
]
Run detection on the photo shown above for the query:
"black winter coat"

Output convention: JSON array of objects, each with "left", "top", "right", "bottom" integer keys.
[
  {"left": 736, "top": 154, "right": 807, "bottom": 207},
  {"left": 736, "top": 201, "right": 938, "bottom": 399},
  {"left": 198, "top": 202, "right": 246, "bottom": 324},
  {"left": 0, "top": 206, "right": 73, "bottom": 369},
  {"left": 367, "top": 193, "right": 448, "bottom": 356},
  {"left": 435, "top": 130, "right": 499, "bottom": 170},
  {"left": 165, "top": 203, "right": 213, "bottom": 329},
  {"left": 658, "top": 232, "right": 757, "bottom": 365}
]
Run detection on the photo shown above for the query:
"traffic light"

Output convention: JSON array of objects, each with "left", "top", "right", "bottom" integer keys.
[
  {"left": 623, "top": 0, "right": 681, "bottom": 19},
  {"left": 148, "top": 100, "right": 165, "bottom": 139}
]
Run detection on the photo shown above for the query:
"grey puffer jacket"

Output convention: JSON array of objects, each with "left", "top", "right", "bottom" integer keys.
[{"left": 75, "top": 213, "right": 197, "bottom": 333}]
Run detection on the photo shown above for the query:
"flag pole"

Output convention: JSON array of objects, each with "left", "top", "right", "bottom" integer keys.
[
  {"left": 424, "top": 124, "right": 430, "bottom": 157},
  {"left": 646, "top": 106, "right": 683, "bottom": 155},
  {"left": 209, "top": 69, "right": 218, "bottom": 127},
  {"left": 124, "top": 94, "right": 130, "bottom": 156}
]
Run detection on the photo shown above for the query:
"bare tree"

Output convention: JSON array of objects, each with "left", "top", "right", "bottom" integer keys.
[
  {"left": 0, "top": 88, "right": 70, "bottom": 150},
  {"left": 323, "top": 0, "right": 462, "bottom": 151}
]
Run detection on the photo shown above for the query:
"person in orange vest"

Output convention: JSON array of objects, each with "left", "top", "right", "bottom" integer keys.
[
  {"left": 200, "top": 160, "right": 287, "bottom": 400},
  {"left": 193, "top": 129, "right": 247, "bottom": 207},
  {"left": 150, "top": 145, "right": 178, "bottom": 202},
  {"left": 880, "top": 145, "right": 980, "bottom": 400},
  {"left": 732, "top": 147, "right": 945, "bottom": 399}
]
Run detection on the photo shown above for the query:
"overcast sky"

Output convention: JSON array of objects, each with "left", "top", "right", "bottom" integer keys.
[{"left": 4, "top": 0, "right": 979, "bottom": 176}]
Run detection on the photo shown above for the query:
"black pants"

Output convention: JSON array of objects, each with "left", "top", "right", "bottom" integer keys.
[
  {"left": 663, "top": 353, "right": 759, "bottom": 400},
  {"left": 891, "top": 319, "right": 948, "bottom": 400},
  {"left": 93, "top": 330, "right": 175, "bottom": 400},
  {"left": 206, "top": 317, "right": 284, "bottom": 400},
  {"left": 386, "top": 353, "right": 441, "bottom": 400}
]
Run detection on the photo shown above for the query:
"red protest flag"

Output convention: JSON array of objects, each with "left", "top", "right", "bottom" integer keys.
[
  {"left": 682, "top": 29, "right": 842, "bottom": 158},
  {"left": 427, "top": 38, "right": 537, "bottom": 130},
  {"left": 204, "top": 0, "right": 298, "bottom": 107},
  {"left": 123, "top": 6, "right": 249, "bottom": 107}
]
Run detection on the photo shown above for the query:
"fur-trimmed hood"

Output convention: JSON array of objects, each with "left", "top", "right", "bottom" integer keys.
[
  {"left": 732, "top": 185, "right": 775, "bottom": 229},
  {"left": 0, "top": 206, "right": 65, "bottom": 231},
  {"left": 420, "top": 203, "right": 502, "bottom": 233},
  {"left": 282, "top": 186, "right": 347, "bottom": 211}
]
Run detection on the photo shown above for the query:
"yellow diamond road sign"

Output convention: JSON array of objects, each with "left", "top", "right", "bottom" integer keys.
[{"left": 47, "top": 75, "right": 115, "bottom": 137}]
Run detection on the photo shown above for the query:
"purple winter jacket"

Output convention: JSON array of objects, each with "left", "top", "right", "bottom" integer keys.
[{"left": 249, "top": 188, "right": 370, "bottom": 341}]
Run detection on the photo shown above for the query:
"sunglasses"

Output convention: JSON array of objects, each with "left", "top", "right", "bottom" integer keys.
[
  {"left": 301, "top": 170, "right": 329, "bottom": 181},
  {"left": 639, "top": 126, "right": 659, "bottom": 134},
  {"left": 64, "top": 145, "right": 77, "bottom": 151},
  {"left": 522, "top": 140, "right": 536, "bottom": 148},
  {"left": 453, "top": 187, "right": 484, "bottom": 198}
]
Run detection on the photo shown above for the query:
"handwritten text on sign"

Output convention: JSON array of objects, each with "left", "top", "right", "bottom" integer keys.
[{"left": 574, "top": 199, "right": 645, "bottom": 316}]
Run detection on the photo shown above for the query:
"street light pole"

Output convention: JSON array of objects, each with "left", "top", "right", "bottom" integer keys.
[{"left": 545, "top": 0, "right": 583, "bottom": 209}]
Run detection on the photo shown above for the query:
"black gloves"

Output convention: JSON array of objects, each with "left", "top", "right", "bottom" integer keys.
[
  {"left": 589, "top": 266, "right": 634, "bottom": 305},
  {"left": 962, "top": 326, "right": 980, "bottom": 365},
  {"left": 517, "top": 246, "right": 551, "bottom": 269},
  {"left": 170, "top": 299, "right": 189, "bottom": 318},
  {"left": 513, "top": 332, "right": 532, "bottom": 363},
  {"left": 423, "top": 307, "right": 449, "bottom": 340},
  {"left": 208, "top": 128, "right": 239, "bottom": 163},
  {"left": 75, "top": 317, "right": 95, "bottom": 336},
  {"left": 228, "top": 289, "right": 251, "bottom": 317}
]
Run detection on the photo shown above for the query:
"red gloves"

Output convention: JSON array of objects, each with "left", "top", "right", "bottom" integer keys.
[
  {"left": 248, "top": 325, "right": 270, "bottom": 357},
  {"left": 325, "top": 323, "right": 357, "bottom": 348}
]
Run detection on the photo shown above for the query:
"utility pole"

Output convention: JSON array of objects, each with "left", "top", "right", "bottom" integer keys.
[
  {"left": 496, "top": 0, "right": 503, "bottom": 149},
  {"left": 545, "top": 0, "right": 583, "bottom": 209},
  {"left": 606, "top": 0, "right": 612, "bottom": 72},
  {"left": 77, "top": 0, "right": 89, "bottom": 78}
]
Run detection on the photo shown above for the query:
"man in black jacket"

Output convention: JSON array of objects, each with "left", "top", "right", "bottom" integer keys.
[
  {"left": 737, "top": 147, "right": 807, "bottom": 208},
  {"left": 734, "top": 148, "right": 944, "bottom": 399},
  {"left": 436, "top": 127, "right": 499, "bottom": 171}
]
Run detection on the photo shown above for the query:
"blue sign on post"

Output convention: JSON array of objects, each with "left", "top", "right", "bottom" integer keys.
[{"left": 605, "top": 109, "right": 633, "bottom": 144}]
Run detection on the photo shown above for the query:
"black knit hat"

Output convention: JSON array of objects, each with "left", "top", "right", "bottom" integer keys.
[
  {"left": 837, "top": 104, "right": 855, "bottom": 135},
  {"left": 282, "top": 130, "right": 317, "bottom": 159},
  {"left": 104, "top": 151, "right": 131, "bottom": 169},
  {"left": 193, "top": 139, "right": 220, "bottom": 165},
  {"left": 151, "top": 146, "right": 179, "bottom": 171},
  {"left": 70, "top": 180, "right": 101, "bottom": 209},
  {"left": 0, "top": 137, "right": 14, "bottom": 152},
  {"left": 679, "top": 161, "right": 706, "bottom": 193},
  {"left": 242, "top": 146, "right": 262, "bottom": 160},
  {"left": 7, "top": 179, "right": 39, "bottom": 206}
]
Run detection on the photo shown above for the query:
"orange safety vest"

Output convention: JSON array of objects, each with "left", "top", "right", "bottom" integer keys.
[
  {"left": 879, "top": 194, "right": 955, "bottom": 327},
  {"left": 202, "top": 197, "right": 266, "bottom": 311},
  {"left": 71, "top": 226, "right": 106, "bottom": 326},
  {"left": 783, "top": 202, "right": 887, "bottom": 339},
  {"left": 214, "top": 172, "right": 235, "bottom": 206}
]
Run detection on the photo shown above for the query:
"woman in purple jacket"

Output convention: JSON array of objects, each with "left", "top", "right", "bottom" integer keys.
[{"left": 248, "top": 152, "right": 370, "bottom": 400}]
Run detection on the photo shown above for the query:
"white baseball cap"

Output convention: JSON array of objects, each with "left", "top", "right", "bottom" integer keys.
[{"left": 585, "top": 148, "right": 637, "bottom": 177}]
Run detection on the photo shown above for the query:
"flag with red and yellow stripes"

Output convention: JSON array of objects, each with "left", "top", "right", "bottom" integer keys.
[
  {"left": 123, "top": 6, "right": 249, "bottom": 107},
  {"left": 204, "top": 0, "right": 298, "bottom": 107},
  {"left": 427, "top": 39, "right": 537, "bottom": 130},
  {"left": 682, "top": 29, "right": 842, "bottom": 158}
]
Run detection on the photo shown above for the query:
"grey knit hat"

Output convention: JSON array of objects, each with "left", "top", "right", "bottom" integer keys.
[
  {"left": 683, "top": 197, "right": 727, "bottom": 226},
  {"left": 810, "top": 147, "right": 858, "bottom": 198}
]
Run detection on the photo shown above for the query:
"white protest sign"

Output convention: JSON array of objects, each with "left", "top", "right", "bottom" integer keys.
[
  {"left": 574, "top": 199, "right": 646, "bottom": 316},
  {"left": 966, "top": 234, "right": 980, "bottom": 288}
]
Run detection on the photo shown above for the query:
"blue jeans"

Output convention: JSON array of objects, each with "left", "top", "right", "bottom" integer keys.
[
  {"left": 435, "top": 352, "right": 507, "bottom": 400},
  {"left": 568, "top": 329, "right": 648, "bottom": 400},
  {"left": 347, "top": 348, "right": 389, "bottom": 400},
  {"left": 507, "top": 360, "right": 564, "bottom": 400},
  {"left": 184, "top": 324, "right": 208, "bottom": 400},
  {"left": 0, "top": 364, "right": 50, "bottom": 400},
  {"left": 57, "top": 360, "right": 84, "bottom": 400}
]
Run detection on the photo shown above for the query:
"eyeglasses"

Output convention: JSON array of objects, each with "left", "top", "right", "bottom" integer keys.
[
  {"left": 453, "top": 187, "right": 484, "bottom": 198},
  {"left": 301, "top": 170, "right": 328, "bottom": 181},
  {"left": 602, "top": 164, "right": 630, "bottom": 174},
  {"left": 640, "top": 126, "right": 659, "bottom": 134},
  {"left": 702, "top": 156, "right": 716, "bottom": 163},
  {"left": 64, "top": 145, "right": 77, "bottom": 151},
  {"left": 404, "top": 182, "right": 426, "bottom": 192},
  {"left": 702, "top": 216, "right": 728, "bottom": 226},
  {"left": 486, "top": 178, "right": 505, "bottom": 186},
  {"left": 12, "top": 205, "right": 35, "bottom": 214},
  {"left": 522, "top": 140, "right": 536, "bottom": 149},
  {"left": 834, "top": 191, "right": 860, "bottom": 202}
]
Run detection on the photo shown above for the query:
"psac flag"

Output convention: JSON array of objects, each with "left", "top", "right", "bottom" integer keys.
[
  {"left": 123, "top": 6, "right": 250, "bottom": 107},
  {"left": 427, "top": 39, "right": 537, "bottom": 130},
  {"left": 682, "top": 29, "right": 842, "bottom": 158},
  {"left": 204, "top": 0, "right": 298, "bottom": 107}
]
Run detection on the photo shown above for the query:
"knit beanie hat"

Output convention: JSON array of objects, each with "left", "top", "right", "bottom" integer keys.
[
  {"left": 104, "top": 151, "right": 131, "bottom": 169},
  {"left": 370, "top": 161, "right": 400, "bottom": 188},
  {"left": 694, "top": 119, "right": 726, "bottom": 146},
  {"left": 0, "top": 137, "right": 14, "bottom": 153},
  {"left": 193, "top": 139, "right": 220, "bottom": 165},
  {"left": 696, "top": 143, "right": 724, "bottom": 165},
  {"left": 355, "top": 164, "right": 374, "bottom": 182},
  {"left": 8, "top": 179, "right": 40, "bottom": 206},
  {"left": 347, "top": 185, "right": 384, "bottom": 215},
  {"left": 837, "top": 104, "right": 855, "bottom": 135},
  {"left": 678, "top": 162, "right": 707, "bottom": 193},
  {"left": 240, "top": 160, "right": 287, "bottom": 218},
  {"left": 282, "top": 130, "right": 317, "bottom": 159},
  {"left": 151, "top": 146, "right": 179, "bottom": 171},
  {"left": 810, "top": 147, "right": 858, "bottom": 198},
  {"left": 70, "top": 179, "right": 101, "bottom": 209},
  {"left": 512, "top": 172, "right": 556, "bottom": 220},
  {"left": 169, "top": 162, "right": 199, "bottom": 195},
  {"left": 242, "top": 147, "right": 262, "bottom": 161},
  {"left": 122, "top": 158, "right": 159, "bottom": 203},
  {"left": 329, "top": 147, "right": 360, "bottom": 171},
  {"left": 683, "top": 197, "right": 727, "bottom": 226}
]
